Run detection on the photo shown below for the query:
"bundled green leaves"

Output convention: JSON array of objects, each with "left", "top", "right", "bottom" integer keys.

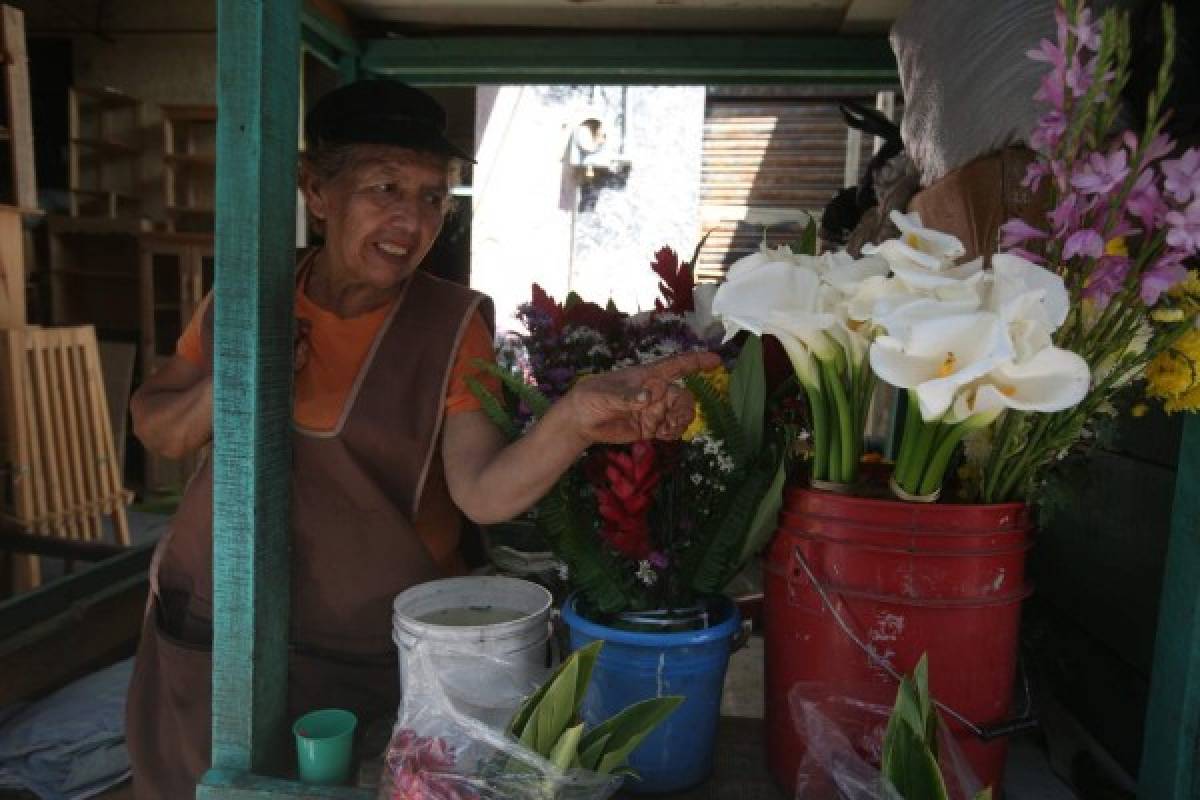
[
  {"left": 882, "top": 655, "right": 992, "bottom": 800},
  {"left": 506, "top": 641, "right": 683, "bottom": 777}
]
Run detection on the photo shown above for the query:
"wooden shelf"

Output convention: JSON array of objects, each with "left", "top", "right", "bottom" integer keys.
[
  {"left": 167, "top": 205, "right": 215, "bottom": 216},
  {"left": 70, "top": 137, "right": 139, "bottom": 156},
  {"left": 165, "top": 153, "right": 216, "bottom": 168},
  {"left": 161, "top": 104, "right": 217, "bottom": 122},
  {"left": 72, "top": 86, "right": 141, "bottom": 108}
]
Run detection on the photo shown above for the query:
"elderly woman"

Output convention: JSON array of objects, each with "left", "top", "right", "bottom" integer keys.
[{"left": 125, "top": 79, "right": 714, "bottom": 797}]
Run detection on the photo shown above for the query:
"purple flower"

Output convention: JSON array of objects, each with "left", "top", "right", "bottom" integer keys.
[
  {"left": 1065, "top": 58, "right": 1095, "bottom": 98},
  {"left": 1023, "top": 161, "right": 1051, "bottom": 192},
  {"left": 1027, "top": 38, "right": 1067, "bottom": 69},
  {"left": 1030, "top": 111, "right": 1068, "bottom": 154},
  {"left": 1141, "top": 252, "right": 1190, "bottom": 305},
  {"left": 1071, "top": 150, "right": 1129, "bottom": 196},
  {"left": 1162, "top": 149, "right": 1200, "bottom": 203},
  {"left": 1035, "top": 72, "right": 1066, "bottom": 111},
  {"left": 1126, "top": 170, "right": 1168, "bottom": 229},
  {"left": 1166, "top": 200, "right": 1200, "bottom": 255},
  {"left": 1084, "top": 256, "right": 1131, "bottom": 307},
  {"left": 648, "top": 551, "right": 669, "bottom": 569},
  {"left": 1071, "top": 7, "right": 1101, "bottom": 51},
  {"left": 1006, "top": 247, "right": 1047, "bottom": 265},
  {"left": 1063, "top": 229, "right": 1105, "bottom": 260},
  {"left": 1126, "top": 131, "right": 1177, "bottom": 164},
  {"left": 999, "top": 218, "right": 1049, "bottom": 249},
  {"left": 1049, "top": 194, "right": 1081, "bottom": 234}
]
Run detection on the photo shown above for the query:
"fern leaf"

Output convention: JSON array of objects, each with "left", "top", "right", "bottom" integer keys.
[
  {"left": 465, "top": 376, "right": 520, "bottom": 440},
  {"left": 538, "top": 480, "right": 633, "bottom": 614},
  {"left": 472, "top": 358, "right": 552, "bottom": 418},
  {"left": 683, "top": 458, "right": 780, "bottom": 595},
  {"left": 683, "top": 374, "right": 747, "bottom": 468}
]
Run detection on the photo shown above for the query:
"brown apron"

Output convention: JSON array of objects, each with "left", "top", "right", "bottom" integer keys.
[
  {"left": 125, "top": 264, "right": 492, "bottom": 799},
  {"left": 908, "top": 146, "right": 1050, "bottom": 263}
]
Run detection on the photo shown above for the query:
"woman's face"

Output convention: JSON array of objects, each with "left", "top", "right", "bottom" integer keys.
[{"left": 302, "top": 145, "right": 451, "bottom": 291}]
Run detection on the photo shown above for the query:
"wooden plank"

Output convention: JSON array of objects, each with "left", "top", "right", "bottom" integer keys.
[
  {"left": 26, "top": 331, "right": 68, "bottom": 540},
  {"left": 2, "top": 6, "right": 36, "bottom": 210},
  {"left": 74, "top": 331, "right": 108, "bottom": 537},
  {"left": 0, "top": 206, "right": 22, "bottom": 327},
  {"left": 79, "top": 326, "right": 129, "bottom": 544},
  {"left": 203, "top": 0, "right": 300, "bottom": 782},
  {"left": 1139, "top": 415, "right": 1200, "bottom": 800},
  {"left": 360, "top": 35, "right": 898, "bottom": 86},
  {"left": 40, "top": 330, "right": 83, "bottom": 540},
  {"left": 52, "top": 330, "right": 97, "bottom": 539}
]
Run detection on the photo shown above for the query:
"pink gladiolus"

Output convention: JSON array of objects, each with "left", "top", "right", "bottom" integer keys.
[
  {"left": 1071, "top": 150, "right": 1129, "bottom": 196},
  {"left": 1030, "top": 111, "right": 1068, "bottom": 154},
  {"left": 1071, "top": 7, "right": 1101, "bottom": 51},
  {"left": 1006, "top": 247, "right": 1047, "bottom": 266},
  {"left": 1027, "top": 38, "right": 1067, "bottom": 69},
  {"left": 1035, "top": 72, "right": 1066, "bottom": 110},
  {"left": 1083, "top": 256, "right": 1131, "bottom": 307},
  {"left": 1023, "top": 161, "right": 1051, "bottom": 192},
  {"left": 999, "top": 218, "right": 1049, "bottom": 249},
  {"left": 1063, "top": 229, "right": 1105, "bottom": 260},
  {"left": 1162, "top": 149, "right": 1200, "bottom": 204},
  {"left": 1165, "top": 200, "right": 1200, "bottom": 255},
  {"left": 1049, "top": 194, "right": 1081, "bottom": 234},
  {"left": 1065, "top": 59, "right": 1095, "bottom": 98},
  {"left": 1126, "top": 170, "right": 1168, "bottom": 229},
  {"left": 1141, "top": 252, "right": 1190, "bottom": 305}
]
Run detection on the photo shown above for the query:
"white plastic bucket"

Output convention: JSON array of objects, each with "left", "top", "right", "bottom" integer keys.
[{"left": 392, "top": 576, "right": 553, "bottom": 726}]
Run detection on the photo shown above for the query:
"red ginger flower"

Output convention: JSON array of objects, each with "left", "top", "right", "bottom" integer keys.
[{"left": 590, "top": 441, "right": 661, "bottom": 560}]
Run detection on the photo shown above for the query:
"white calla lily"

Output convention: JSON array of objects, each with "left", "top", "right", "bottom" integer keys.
[
  {"left": 685, "top": 282, "right": 723, "bottom": 341},
  {"left": 862, "top": 210, "right": 966, "bottom": 271},
  {"left": 988, "top": 252, "right": 1070, "bottom": 344},
  {"left": 712, "top": 258, "right": 824, "bottom": 342},
  {"left": 820, "top": 251, "right": 891, "bottom": 296},
  {"left": 869, "top": 312, "right": 1016, "bottom": 421},
  {"left": 948, "top": 346, "right": 1091, "bottom": 423}
]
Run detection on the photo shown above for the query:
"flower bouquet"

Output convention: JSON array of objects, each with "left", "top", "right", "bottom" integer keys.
[
  {"left": 471, "top": 244, "right": 788, "bottom": 621},
  {"left": 713, "top": 0, "right": 1199, "bottom": 507}
]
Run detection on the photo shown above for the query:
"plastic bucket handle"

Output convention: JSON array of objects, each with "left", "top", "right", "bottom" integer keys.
[{"left": 790, "top": 545, "right": 1037, "bottom": 742}]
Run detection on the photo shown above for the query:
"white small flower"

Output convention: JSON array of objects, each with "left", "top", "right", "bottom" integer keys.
[
  {"left": 564, "top": 326, "right": 603, "bottom": 344},
  {"left": 587, "top": 343, "right": 612, "bottom": 358},
  {"left": 636, "top": 560, "right": 658, "bottom": 586},
  {"left": 557, "top": 563, "right": 570, "bottom": 581},
  {"left": 691, "top": 473, "right": 704, "bottom": 485}
]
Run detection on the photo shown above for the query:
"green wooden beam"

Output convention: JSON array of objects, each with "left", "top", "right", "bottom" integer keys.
[
  {"left": 204, "top": 0, "right": 300, "bottom": 783},
  {"left": 360, "top": 35, "right": 897, "bottom": 86},
  {"left": 197, "top": 770, "right": 372, "bottom": 799},
  {"left": 1139, "top": 414, "right": 1200, "bottom": 799}
]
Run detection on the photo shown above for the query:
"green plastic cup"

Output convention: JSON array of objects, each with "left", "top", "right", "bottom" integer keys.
[{"left": 292, "top": 708, "right": 357, "bottom": 786}]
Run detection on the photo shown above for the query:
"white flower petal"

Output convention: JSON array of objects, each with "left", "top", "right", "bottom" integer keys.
[{"left": 989, "top": 253, "right": 1070, "bottom": 331}]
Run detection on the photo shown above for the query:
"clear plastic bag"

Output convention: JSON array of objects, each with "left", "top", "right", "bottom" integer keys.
[
  {"left": 789, "top": 684, "right": 984, "bottom": 800},
  {"left": 377, "top": 642, "right": 624, "bottom": 800}
]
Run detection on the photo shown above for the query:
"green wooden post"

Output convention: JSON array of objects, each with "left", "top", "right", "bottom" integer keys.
[
  {"left": 1140, "top": 414, "right": 1200, "bottom": 799},
  {"left": 202, "top": 0, "right": 299, "bottom": 786},
  {"left": 359, "top": 34, "right": 896, "bottom": 85}
]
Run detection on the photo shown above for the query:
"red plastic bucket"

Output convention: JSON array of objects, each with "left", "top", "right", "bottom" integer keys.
[{"left": 765, "top": 488, "right": 1031, "bottom": 794}]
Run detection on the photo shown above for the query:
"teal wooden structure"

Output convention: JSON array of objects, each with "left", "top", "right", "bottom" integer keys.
[{"left": 201, "top": 1, "right": 1199, "bottom": 796}]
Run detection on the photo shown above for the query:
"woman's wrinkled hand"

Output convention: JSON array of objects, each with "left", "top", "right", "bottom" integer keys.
[{"left": 562, "top": 351, "right": 722, "bottom": 445}]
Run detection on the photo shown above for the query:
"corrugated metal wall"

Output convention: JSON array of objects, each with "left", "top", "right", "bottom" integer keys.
[{"left": 697, "top": 89, "right": 894, "bottom": 280}]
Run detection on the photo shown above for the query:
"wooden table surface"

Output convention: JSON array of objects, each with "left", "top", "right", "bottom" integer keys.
[{"left": 618, "top": 716, "right": 787, "bottom": 800}]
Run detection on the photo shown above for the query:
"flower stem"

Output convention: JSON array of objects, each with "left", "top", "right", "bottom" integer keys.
[
  {"left": 894, "top": 408, "right": 941, "bottom": 495},
  {"left": 894, "top": 391, "right": 921, "bottom": 486},
  {"left": 821, "top": 357, "right": 856, "bottom": 483},
  {"left": 917, "top": 421, "right": 971, "bottom": 497},
  {"left": 805, "top": 383, "right": 829, "bottom": 481}
]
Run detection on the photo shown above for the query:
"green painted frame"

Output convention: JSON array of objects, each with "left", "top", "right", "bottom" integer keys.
[
  {"left": 200, "top": 6, "right": 1200, "bottom": 797},
  {"left": 360, "top": 34, "right": 898, "bottom": 86}
]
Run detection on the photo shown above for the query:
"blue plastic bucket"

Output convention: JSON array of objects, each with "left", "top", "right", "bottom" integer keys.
[{"left": 561, "top": 594, "right": 741, "bottom": 794}]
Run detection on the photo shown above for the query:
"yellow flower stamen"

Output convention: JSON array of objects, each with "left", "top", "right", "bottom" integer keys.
[
  {"left": 904, "top": 233, "right": 920, "bottom": 248},
  {"left": 938, "top": 352, "right": 958, "bottom": 378},
  {"left": 1131, "top": 403, "right": 1148, "bottom": 417},
  {"left": 999, "top": 385, "right": 1017, "bottom": 397},
  {"left": 1152, "top": 308, "right": 1185, "bottom": 323},
  {"left": 1105, "top": 237, "right": 1128, "bottom": 257}
]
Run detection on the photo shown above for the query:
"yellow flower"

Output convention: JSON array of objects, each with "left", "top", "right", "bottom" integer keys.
[
  {"left": 1105, "top": 237, "right": 1129, "bottom": 257},
  {"left": 683, "top": 365, "right": 730, "bottom": 441},
  {"left": 1147, "top": 330, "right": 1200, "bottom": 405},
  {"left": 1165, "top": 383, "right": 1200, "bottom": 413},
  {"left": 1152, "top": 308, "right": 1186, "bottom": 323},
  {"left": 1169, "top": 270, "right": 1200, "bottom": 298}
]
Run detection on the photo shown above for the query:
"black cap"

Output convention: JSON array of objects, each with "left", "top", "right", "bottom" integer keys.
[{"left": 304, "top": 79, "right": 474, "bottom": 162}]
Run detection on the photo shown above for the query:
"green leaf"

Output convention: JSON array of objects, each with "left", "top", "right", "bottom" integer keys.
[
  {"left": 548, "top": 722, "right": 585, "bottom": 771},
  {"left": 474, "top": 359, "right": 551, "bottom": 418},
  {"left": 527, "top": 652, "right": 580, "bottom": 754},
  {"left": 737, "top": 449, "right": 787, "bottom": 564},
  {"left": 729, "top": 335, "right": 766, "bottom": 456},
  {"left": 973, "top": 789, "right": 994, "bottom": 800},
  {"left": 537, "top": 480, "right": 634, "bottom": 613},
  {"left": 683, "top": 373, "right": 746, "bottom": 468},
  {"left": 465, "top": 375, "right": 519, "bottom": 440},
  {"left": 577, "top": 696, "right": 684, "bottom": 775},
  {"left": 507, "top": 641, "right": 604, "bottom": 741},
  {"left": 881, "top": 715, "right": 950, "bottom": 800},
  {"left": 913, "top": 654, "right": 937, "bottom": 755},
  {"left": 793, "top": 217, "right": 818, "bottom": 256}
]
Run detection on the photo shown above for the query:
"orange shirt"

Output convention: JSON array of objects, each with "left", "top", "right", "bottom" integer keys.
[
  {"left": 175, "top": 289, "right": 498, "bottom": 431},
  {"left": 174, "top": 286, "right": 500, "bottom": 573}
]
